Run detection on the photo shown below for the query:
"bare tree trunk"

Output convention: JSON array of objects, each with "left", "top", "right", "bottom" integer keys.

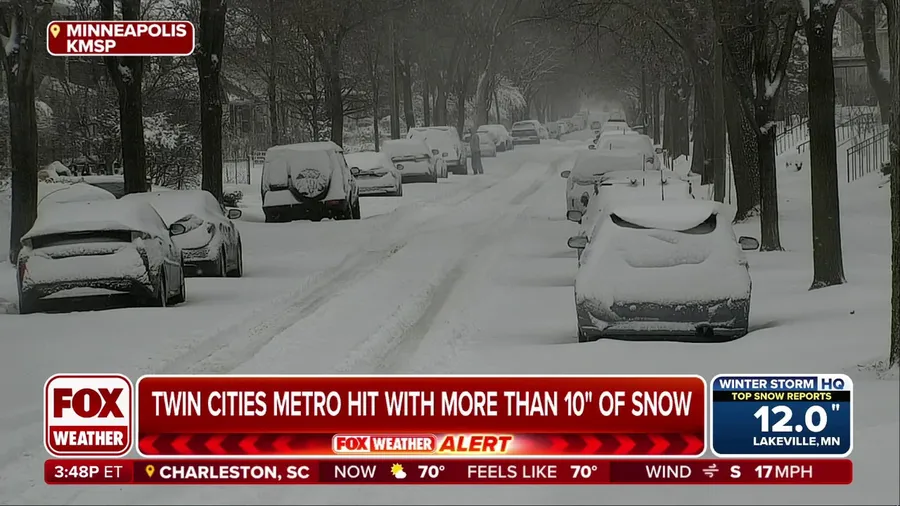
[
  {"left": 846, "top": 1, "right": 892, "bottom": 122},
  {"left": 805, "top": 4, "right": 847, "bottom": 288},
  {"left": 266, "top": 0, "right": 279, "bottom": 146},
  {"left": 756, "top": 124, "right": 783, "bottom": 250},
  {"left": 888, "top": 0, "right": 899, "bottom": 366},
  {"left": 474, "top": 68, "right": 493, "bottom": 128},
  {"left": 326, "top": 38, "right": 344, "bottom": 146},
  {"left": 389, "top": 20, "right": 400, "bottom": 139},
  {"left": 690, "top": 78, "right": 710, "bottom": 179},
  {"left": 724, "top": 73, "right": 760, "bottom": 221},
  {"left": 1, "top": 1, "right": 45, "bottom": 263},
  {"left": 712, "top": 44, "right": 727, "bottom": 202},
  {"left": 423, "top": 80, "right": 430, "bottom": 126},
  {"left": 651, "top": 80, "right": 661, "bottom": 143},
  {"left": 101, "top": 0, "right": 148, "bottom": 195},
  {"left": 663, "top": 87, "right": 676, "bottom": 154},
  {"left": 400, "top": 46, "right": 415, "bottom": 129},
  {"left": 197, "top": 0, "right": 226, "bottom": 202},
  {"left": 371, "top": 70, "right": 380, "bottom": 151},
  {"left": 434, "top": 82, "right": 447, "bottom": 125}
]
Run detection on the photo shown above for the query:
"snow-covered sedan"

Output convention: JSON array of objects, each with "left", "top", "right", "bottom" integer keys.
[
  {"left": 560, "top": 150, "right": 647, "bottom": 219},
  {"left": 407, "top": 127, "right": 464, "bottom": 175},
  {"left": 17, "top": 200, "right": 186, "bottom": 313},
  {"left": 478, "top": 124, "right": 514, "bottom": 151},
  {"left": 345, "top": 151, "right": 403, "bottom": 196},
  {"left": 572, "top": 200, "right": 759, "bottom": 342},
  {"left": 123, "top": 190, "right": 243, "bottom": 277},
  {"left": 37, "top": 182, "right": 116, "bottom": 209},
  {"left": 511, "top": 121, "right": 541, "bottom": 145},
  {"left": 590, "top": 132, "right": 660, "bottom": 170},
  {"left": 382, "top": 139, "right": 438, "bottom": 183}
]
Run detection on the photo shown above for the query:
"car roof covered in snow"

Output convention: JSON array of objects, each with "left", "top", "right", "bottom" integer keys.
[
  {"left": 383, "top": 138, "right": 430, "bottom": 155},
  {"left": 605, "top": 200, "right": 732, "bottom": 231},
  {"left": 23, "top": 199, "right": 168, "bottom": 240},
  {"left": 345, "top": 151, "right": 392, "bottom": 170},
  {"left": 122, "top": 190, "right": 221, "bottom": 225},
  {"left": 571, "top": 150, "right": 647, "bottom": 181},
  {"left": 597, "top": 134, "right": 652, "bottom": 152},
  {"left": 38, "top": 182, "right": 116, "bottom": 208},
  {"left": 266, "top": 141, "right": 341, "bottom": 153},
  {"left": 479, "top": 124, "right": 508, "bottom": 131},
  {"left": 599, "top": 169, "right": 681, "bottom": 184}
]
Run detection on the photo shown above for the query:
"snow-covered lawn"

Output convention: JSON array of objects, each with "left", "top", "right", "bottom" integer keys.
[{"left": 0, "top": 140, "right": 896, "bottom": 504}]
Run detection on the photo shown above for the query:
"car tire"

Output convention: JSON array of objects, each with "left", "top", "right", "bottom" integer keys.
[
  {"left": 227, "top": 242, "right": 243, "bottom": 278},
  {"left": 351, "top": 199, "right": 361, "bottom": 220},
  {"left": 17, "top": 292, "right": 37, "bottom": 315},
  {"left": 216, "top": 248, "right": 227, "bottom": 277},
  {"left": 171, "top": 270, "right": 186, "bottom": 304},
  {"left": 577, "top": 326, "right": 590, "bottom": 343},
  {"left": 430, "top": 173, "right": 438, "bottom": 183},
  {"left": 150, "top": 274, "right": 167, "bottom": 307}
]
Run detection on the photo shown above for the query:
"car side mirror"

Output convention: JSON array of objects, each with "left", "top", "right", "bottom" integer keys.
[
  {"left": 442, "top": 152, "right": 448, "bottom": 157},
  {"left": 432, "top": 149, "right": 439, "bottom": 155},
  {"left": 739, "top": 236, "right": 760, "bottom": 251},
  {"left": 560, "top": 170, "right": 571, "bottom": 179},
  {"left": 567, "top": 235, "right": 588, "bottom": 249},
  {"left": 567, "top": 210, "right": 582, "bottom": 222},
  {"left": 169, "top": 223, "right": 187, "bottom": 236},
  {"left": 227, "top": 208, "right": 242, "bottom": 220},
  {"left": 350, "top": 167, "right": 361, "bottom": 176},
  {"left": 655, "top": 147, "right": 663, "bottom": 154}
]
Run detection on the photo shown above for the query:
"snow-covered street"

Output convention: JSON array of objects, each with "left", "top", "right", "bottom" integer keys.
[{"left": 0, "top": 139, "right": 896, "bottom": 504}]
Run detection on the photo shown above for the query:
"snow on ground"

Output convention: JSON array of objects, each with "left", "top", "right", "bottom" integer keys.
[{"left": 0, "top": 136, "right": 897, "bottom": 504}]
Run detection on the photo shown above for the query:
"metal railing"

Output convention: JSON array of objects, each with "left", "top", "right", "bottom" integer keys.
[
  {"left": 846, "top": 128, "right": 889, "bottom": 182},
  {"left": 775, "top": 118, "right": 808, "bottom": 155}
]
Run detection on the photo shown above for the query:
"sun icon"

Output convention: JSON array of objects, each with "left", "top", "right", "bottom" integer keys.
[{"left": 390, "top": 464, "right": 407, "bottom": 479}]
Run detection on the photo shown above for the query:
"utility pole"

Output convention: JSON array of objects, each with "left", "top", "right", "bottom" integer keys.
[
  {"left": 389, "top": 17, "right": 401, "bottom": 139},
  {"left": 712, "top": 38, "right": 727, "bottom": 203}
]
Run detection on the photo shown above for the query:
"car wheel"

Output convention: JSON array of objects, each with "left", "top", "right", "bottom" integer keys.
[
  {"left": 577, "top": 326, "right": 590, "bottom": 343},
  {"left": 150, "top": 273, "right": 167, "bottom": 307},
  {"left": 171, "top": 269, "right": 186, "bottom": 304},
  {"left": 351, "top": 199, "right": 361, "bottom": 220},
  {"left": 216, "top": 248, "right": 227, "bottom": 277},
  {"left": 264, "top": 210, "right": 277, "bottom": 223},
  {"left": 17, "top": 292, "right": 38, "bottom": 315},
  {"left": 227, "top": 242, "right": 243, "bottom": 278}
]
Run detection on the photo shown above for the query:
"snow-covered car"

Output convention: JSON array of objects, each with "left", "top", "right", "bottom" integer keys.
[
  {"left": 477, "top": 124, "right": 513, "bottom": 151},
  {"left": 560, "top": 150, "right": 647, "bottom": 219},
  {"left": 511, "top": 121, "right": 541, "bottom": 145},
  {"left": 567, "top": 171, "right": 694, "bottom": 264},
  {"left": 382, "top": 139, "right": 439, "bottom": 183},
  {"left": 546, "top": 122, "right": 561, "bottom": 140},
  {"left": 260, "top": 141, "right": 361, "bottom": 222},
  {"left": 590, "top": 133, "right": 660, "bottom": 170},
  {"left": 598, "top": 120, "right": 631, "bottom": 137},
  {"left": 122, "top": 190, "right": 244, "bottom": 277},
  {"left": 571, "top": 200, "right": 759, "bottom": 342},
  {"left": 16, "top": 199, "right": 186, "bottom": 313},
  {"left": 37, "top": 182, "right": 116, "bottom": 209},
  {"left": 344, "top": 151, "right": 403, "bottom": 196},
  {"left": 464, "top": 131, "right": 498, "bottom": 157},
  {"left": 407, "top": 127, "right": 464, "bottom": 175}
]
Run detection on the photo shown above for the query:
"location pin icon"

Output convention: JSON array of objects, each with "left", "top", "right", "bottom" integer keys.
[
  {"left": 49, "top": 24, "right": 60, "bottom": 38},
  {"left": 145, "top": 465, "right": 155, "bottom": 478}
]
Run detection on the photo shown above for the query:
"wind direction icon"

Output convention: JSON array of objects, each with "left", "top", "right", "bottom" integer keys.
[{"left": 703, "top": 464, "right": 719, "bottom": 478}]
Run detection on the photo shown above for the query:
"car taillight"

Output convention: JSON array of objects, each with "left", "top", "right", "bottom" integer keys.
[
  {"left": 645, "top": 156, "right": 655, "bottom": 164},
  {"left": 17, "top": 259, "right": 27, "bottom": 280}
]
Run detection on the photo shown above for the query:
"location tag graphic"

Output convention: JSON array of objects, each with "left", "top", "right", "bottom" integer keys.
[
  {"left": 49, "top": 24, "right": 60, "bottom": 38},
  {"left": 145, "top": 465, "right": 155, "bottom": 478}
]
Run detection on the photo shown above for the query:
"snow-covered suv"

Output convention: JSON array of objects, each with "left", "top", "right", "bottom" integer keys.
[{"left": 261, "top": 141, "right": 361, "bottom": 222}]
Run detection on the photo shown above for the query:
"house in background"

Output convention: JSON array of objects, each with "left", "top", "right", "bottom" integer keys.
[{"left": 832, "top": 7, "right": 890, "bottom": 110}]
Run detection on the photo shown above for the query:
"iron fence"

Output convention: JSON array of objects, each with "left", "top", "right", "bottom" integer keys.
[
  {"left": 223, "top": 156, "right": 252, "bottom": 185},
  {"left": 846, "top": 127, "right": 889, "bottom": 182},
  {"left": 775, "top": 119, "right": 808, "bottom": 155}
]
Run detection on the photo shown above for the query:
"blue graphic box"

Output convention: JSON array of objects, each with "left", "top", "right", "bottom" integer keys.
[{"left": 710, "top": 374, "right": 852, "bottom": 457}]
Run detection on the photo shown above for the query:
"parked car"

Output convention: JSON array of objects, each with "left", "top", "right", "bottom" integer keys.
[
  {"left": 463, "top": 131, "right": 498, "bottom": 157},
  {"left": 599, "top": 118, "right": 630, "bottom": 136},
  {"left": 570, "top": 200, "right": 759, "bottom": 342},
  {"left": 590, "top": 133, "right": 661, "bottom": 170},
  {"left": 260, "top": 141, "right": 361, "bottom": 222},
  {"left": 511, "top": 121, "right": 541, "bottom": 145},
  {"left": 344, "top": 151, "right": 403, "bottom": 196},
  {"left": 560, "top": 149, "right": 648, "bottom": 219},
  {"left": 477, "top": 124, "right": 514, "bottom": 151},
  {"left": 17, "top": 199, "right": 186, "bottom": 313},
  {"left": 546, "top": 122, "right": 561, "bottom": 140},
  {"left": 382, "top": 139, "right": 439, "bottom": 183},
  {"left": 123, "top": 190, "right": 243, "bottom": 277},
  {"left": 407, "top": 126, "right": 464, "bottom": 175}
]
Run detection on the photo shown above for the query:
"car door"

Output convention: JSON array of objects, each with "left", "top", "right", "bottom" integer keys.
[
  {"left": 150, "top": 207, "right": 181, "bottom": 292},
  {"left": 205, "top": 193, "right": 234, "bottom": 260}
]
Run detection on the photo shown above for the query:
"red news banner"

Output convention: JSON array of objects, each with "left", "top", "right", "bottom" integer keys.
[
  {"left": 47, "top": 21, "right": 194, "bottom": 57},
  {"left": 45, "top": 458, "right": 853, "bottom": 485},
  {"left": 136, "top": 375, "right": 706, "bottom": 457}
]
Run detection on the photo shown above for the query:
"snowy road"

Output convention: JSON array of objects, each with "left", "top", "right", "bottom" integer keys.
[{"left": 1, "top": 142, "right": 897, "bottom": 504}]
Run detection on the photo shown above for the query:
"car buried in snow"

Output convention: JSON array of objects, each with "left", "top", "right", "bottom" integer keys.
[
  {"left": 344, "top": 151, "right": 403, "bottom": 197},
  {"left": 382, "top": 139, "right": 440, "bottom": 183},
  {"left": 122, "top": 190, "right": 244, "bottom": 277},
  {"left": 407, "top": 126, "right": 464, "bottom": 176},
  {"left": 16, "top": 199, "right": 186, "bottom": 313},
  {"left": 560, "top": 149, "right": 649, "bottom": 220},
  {"left": 571, "top": 200, "right": 759, "bottom": 343},
  {"left": 590, "top": 132, "right": 661, "bottom": 171}
]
